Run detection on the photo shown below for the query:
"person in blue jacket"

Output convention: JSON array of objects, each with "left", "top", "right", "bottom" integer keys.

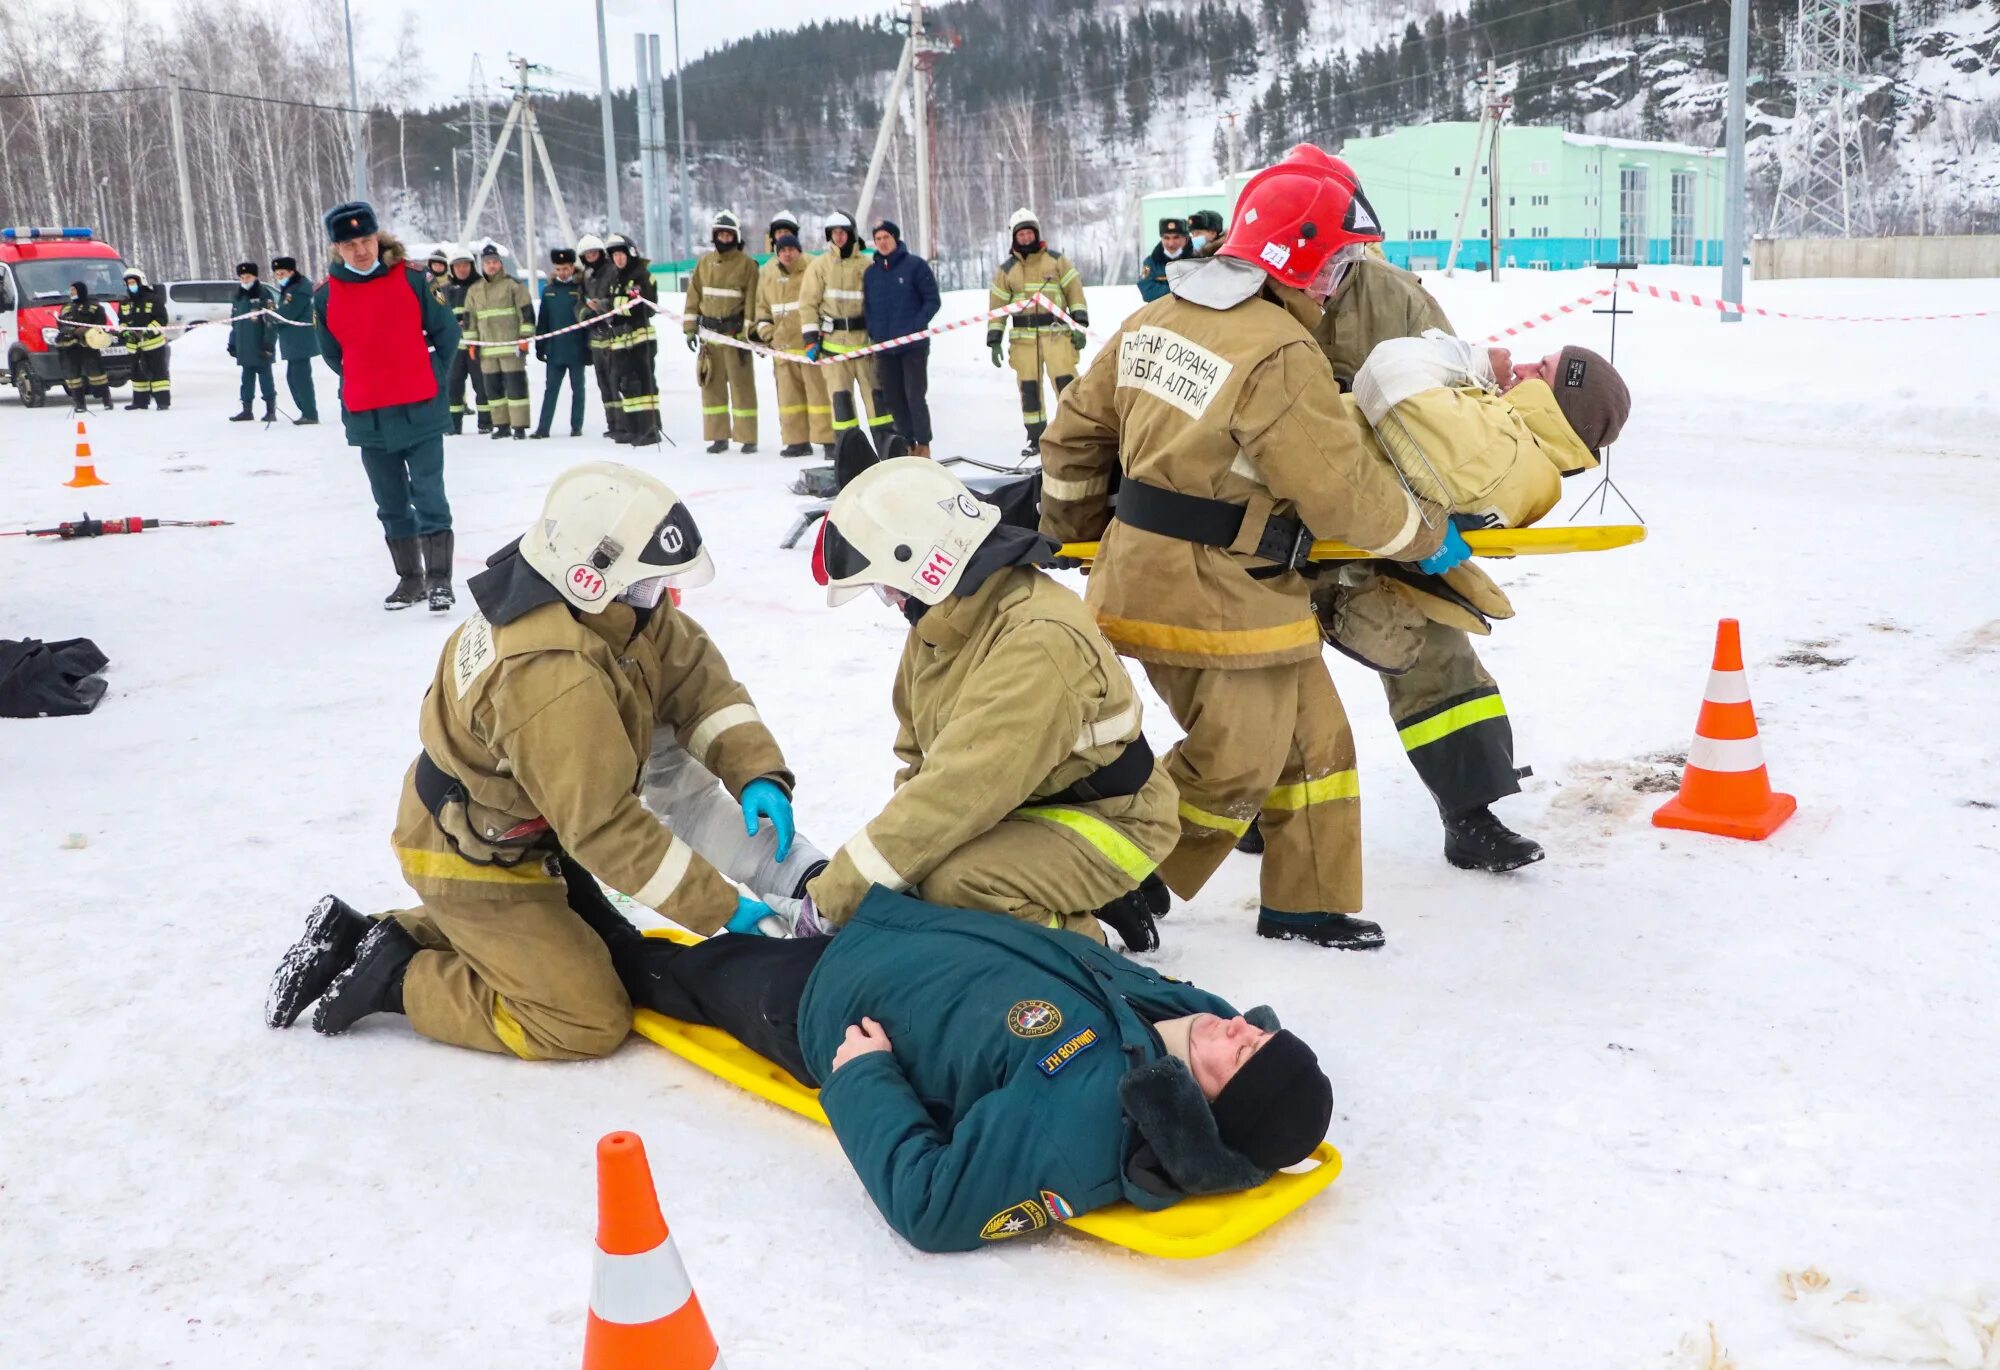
[
  {"left": 531, "top": 248, "right": 591, "bottom": 438},
  {"left": 577, "top": 886, "right": 1334, "bottom": 1253},
  {"left": 1135, "top": 216, "right": 1190, "bottom": 303},
  {"left": 226, "top": 260, "right": 278, "bottom": 422},
  {"left": 860, "top": 219, "right": 941, "bottom": 455}
]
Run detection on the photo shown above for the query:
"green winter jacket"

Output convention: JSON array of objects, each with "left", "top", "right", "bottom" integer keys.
[
  {"left": 534, "top": 276, "right": 591, "bottom": 368},
  {"left": 312, "top": 242, "right": 459, "bottom": 452},
  {"left": 801, "top": 889, "right": 1261, "bottom": 1253},
  {"left": 227, "top": 283, "right": 277, "bottom": 365},
  {"left": 273, "top": 274, "right": 321, "bottom": 360}
]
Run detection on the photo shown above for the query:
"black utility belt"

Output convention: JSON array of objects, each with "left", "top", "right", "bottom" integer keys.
[
  {"left": 414, "top": 751, "right": 553, "bottom": 867},
  {"left": 1036, "top": 732, "right": 1154, "bottom": 807},
  {"left": 819, "top": 314, "right": 867, "bottom": 332},
  {"left": 697, "top": 314, "right": 745, "bottom": 333},
  {"left": 1113, "top": 478, "right": 1316, "bottom": 573},
  {"left": 1013, "top": 313, "right": 1058, "bottom": 329}
]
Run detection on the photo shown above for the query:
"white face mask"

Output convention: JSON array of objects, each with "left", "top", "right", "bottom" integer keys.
[{"left": 1190, "top": 233, "right": 1212, "bottom": 251}]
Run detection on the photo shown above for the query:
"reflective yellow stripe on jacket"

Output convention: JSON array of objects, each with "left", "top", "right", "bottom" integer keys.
[{"left": 1016, "top": 805, "right": 1159, "bottom": 883}]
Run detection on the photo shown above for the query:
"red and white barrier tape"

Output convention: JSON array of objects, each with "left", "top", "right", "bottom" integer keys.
[
  {"left": 1484, "top": 277, "right": 1996, "bottom": 341},
  {"left": 685, "top": 292, "right": 1089, "bottom": 366}
]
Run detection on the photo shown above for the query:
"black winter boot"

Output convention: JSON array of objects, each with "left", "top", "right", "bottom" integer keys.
[
  {"left": 261, "top": 399, "right": 275, "bottom": 422},
  {"left": 1235, "top": 816, "right": 1265, "bottom": 855},
  {"left": 1091, "top": 873, "right": 1171, "bottom": 953},
  {"left": 421, "top": 530, "right": 455, "bottom": 612},
  {"left": 229, "top": 407, "right": 253, "bottom": 421},
  {"left": 490, "top": 424, "right": 511, "bottom": 440},
  {"left": 311, "top": 918, "right": 419, "bottom": 1035},
  {"left": 265, "top": 895, "right": 375, "bottom": 1028},
  {"left": 1257, "top": 908, "right": 1386, "bottom": 951},
  {"left": 705, "top": 439, "right": 728, "bottom": 453},
  {"left": 125, "top": 397, "right": 148, "bottom": 411},
  {"left": 1442, "top": 806, "right": 1545, "bottom": 872},
  {"left": 740, "top": 442, "right": 757, "bottom": 455},
  {"left": 779, "top": 443, "right": 811, "bottom": 457},
  {"left": 511, "top": 427, "right": 525, "bottom": 441},
  {"left": 383, "top": 537, "right": 424, "bottom": 610},
  {"left": 819, "top": 443, "right": 835, "bottom": 460}
]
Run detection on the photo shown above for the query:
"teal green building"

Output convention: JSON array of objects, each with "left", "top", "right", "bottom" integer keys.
[{"left": 1183, "top": 124, "right": 1725, "bottom": 272}]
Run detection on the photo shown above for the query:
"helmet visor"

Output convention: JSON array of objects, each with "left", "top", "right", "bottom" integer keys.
[{"left": 811, "top": 518, "right": 874, "bottom": 606}]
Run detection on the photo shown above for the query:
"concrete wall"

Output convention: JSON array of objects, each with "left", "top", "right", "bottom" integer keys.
[{"left": 1753, "top": 235, "right": 2000, "bottom": 280}]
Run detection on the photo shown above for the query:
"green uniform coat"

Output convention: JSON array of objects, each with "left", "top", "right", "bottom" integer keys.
[
  {"left": 312, "top": 243, "right": 460, "bottom": 451},
  {"left": 227, "top": 283, "right": 277, "bottom": 361},
  {"left": 803, "top": 888, "right": 1252, "bottom": 1253},
  {"left": 534, "top": 276, "right": 591, "bottom": 368},
  {"left": 273, "top": 273, "right": 320, "bottom": 359}
]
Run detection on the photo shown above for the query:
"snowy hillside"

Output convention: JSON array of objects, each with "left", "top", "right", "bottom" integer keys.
[{"left": 4, "top": 268, "right": 1998, "bottom": 1367}]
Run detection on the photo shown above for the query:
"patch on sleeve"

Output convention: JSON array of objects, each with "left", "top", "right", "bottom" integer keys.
[
  {"left": 1115, "top": 326, "right": 1235, "bottom": 420},
  {"left": 452, "top": 613, "right": 497, "bottom": 699},
  {"left": 1036, "top": 1026, "right": 1101, "bottom": 1077},
  {"left": 979, "top": 1199, "right": 1049, "bottom": 1242},
  {"left": 1006, "top": 999, "right": 1062, "bottom": 1038},
  {"left": 1039, "top": 1190, "right": 1075, "bottom": 1223}
]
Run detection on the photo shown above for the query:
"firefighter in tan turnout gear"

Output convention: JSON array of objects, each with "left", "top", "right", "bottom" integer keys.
[
  {"left": 782, "top": 458, "right": 1178, "bottom": 952},
  {"left": 265, "top": 463, "right": 811, "bottom": 1060},
  {"left": 800, "top": 210, "right": 893, "bottom": 443},
  {"left": 756, "top": 217, "right": 834, "bottom": 458},
  {"left": 988, "top": 208, "right": 1090, "bottom": 456},
  {"left": 1303, "top": 166, "right": 1553, "bottom": 875},
  {"left": 1040, "top": 144, "right": 1471, "bottom": 952},
  {"left": 465, "top": 243, "right": 535, "bottom": 439},
  {"left": 685, "top": 210, "right": 760, "bottom": 453}
]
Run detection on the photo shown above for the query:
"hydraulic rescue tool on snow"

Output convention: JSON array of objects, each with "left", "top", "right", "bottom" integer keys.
[{"left": 2, "top": 513, "right": 234, "bottom": 539}]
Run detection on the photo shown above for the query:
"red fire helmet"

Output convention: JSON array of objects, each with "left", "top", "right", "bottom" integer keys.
[{"left": 1218, "top": 144, "right": 1383, "bottom": 295}]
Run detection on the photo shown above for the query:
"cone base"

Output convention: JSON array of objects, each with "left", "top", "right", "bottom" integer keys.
[
  {"left": 64, "top": 470, "right": 107, "bottom": 488},
  {"left": 1652, "top": 790, "right": 1797, "bottom": 841}
]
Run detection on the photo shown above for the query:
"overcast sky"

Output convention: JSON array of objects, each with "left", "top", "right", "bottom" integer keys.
[{"left": 133, "top": 0, "right": 900, "bottom": 107}]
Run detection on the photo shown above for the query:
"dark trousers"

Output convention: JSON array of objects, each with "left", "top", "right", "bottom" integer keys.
[
  {"left": 60, "top": 346, "right": 109, "bottom": 403},
  {"left": 130, "top": 345, "right": 171, "bottom": 408},
  {"left": 615, "top": 339, "right": 660, "bottom": 443},
  {"left": 446, "top": 351, "right": 490, "bottom": 431},
  {"left": 285, "top": 358, "right": 317, "bottom": 420},
  {"left": 359, "top": 435, "right": 451, "bottom": 541},
  {"left": 591, "top": 344, "right": 624, "bottom": 436},
  {"left": 237, "top": 362, "right": 275, "bottom": 408},
  {"left": 537, "top": 360, "right": 588, "bottom": 434},
  {"left": 876, "top": 344, "right": 932, "bottom": 446}
]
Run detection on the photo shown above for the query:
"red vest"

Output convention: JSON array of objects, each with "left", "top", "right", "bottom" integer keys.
[{"left": 323, "top": 266, "right": 439, "bottom": 412}]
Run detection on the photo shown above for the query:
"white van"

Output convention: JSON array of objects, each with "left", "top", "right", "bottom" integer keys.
[{"left": 163, "top": 280, "right": 241, "bottom": 325}]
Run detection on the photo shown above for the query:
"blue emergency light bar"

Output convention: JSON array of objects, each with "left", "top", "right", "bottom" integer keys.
[{"left": 1, "top": 227, "right": 96, "bottom": 241}]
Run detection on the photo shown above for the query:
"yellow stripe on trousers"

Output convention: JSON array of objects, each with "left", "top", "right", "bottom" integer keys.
[
  {"left": 395, "top": 846, "right": 560, "bottom": 886},
  {"left": 1016, "top": 806, "right": 1159, "bottom": 883},
  {"left": 1398, "top": 695, "right": 1508, "bottom": 752},
  {"left": 1263, "top": 770, "right": 1359, "bottom": 811},
  {"left": 1175, "top": 799, "right": 1252, "bottom": 838},
  {"left": 490, "top": 999, "right": 539, "bottom": 1059}
]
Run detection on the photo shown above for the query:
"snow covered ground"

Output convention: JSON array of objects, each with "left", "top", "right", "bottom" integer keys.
[{"left": 4, "top": 266, "right": 1997, "bottom": 1368}]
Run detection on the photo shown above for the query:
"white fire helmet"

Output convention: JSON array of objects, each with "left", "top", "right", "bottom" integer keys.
[
  {"left": 813, "top": 458, "right": 998, "bottom": 608},
  {"left": 1008, "top": 207, "right": 1040, "bottom": 238},
  {"left": 822, "top": 210, "right": 857, "bottom": 242},
  {"left": 576, "top": 233, "right": 606, "bottom": 257},
  {"left": 447, "top": 242, "right": 476, "bottom": 267},
  {"left": 522, "top": 462, "right": 715, "bottom": 614}
]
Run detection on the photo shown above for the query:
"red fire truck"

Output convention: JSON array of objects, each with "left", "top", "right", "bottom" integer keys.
[{"left": 1, "top": 226, "right": 136, "bottom": 408}]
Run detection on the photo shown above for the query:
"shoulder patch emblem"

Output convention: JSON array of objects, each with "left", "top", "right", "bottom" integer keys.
[
  {"left": 1036, "top": 1026, "right": 1100, "bottom": 1077},
  {"left": 1006, "top": 999, "right": 1062, "bottom": 1038},
  {"left": 979, "top": 1199, "right": 1049, "bottom": 1242},
  {"left": 1039, "top": 1190, "right": 1075, "bottom": 1223},
  {"left": 452, "top": 613, "right": 496, "bottom": 699}
]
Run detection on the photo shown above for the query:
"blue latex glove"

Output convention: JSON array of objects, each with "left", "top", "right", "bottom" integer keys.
[
  {"left": 740, "top": 778, "right": 794, "bottom": 861},
  {"left": 726, "top": 893, "right": 777, "bottom": 936},
  {"left": 1417, "top": 522, "right": 1471, "bottom": 577}
]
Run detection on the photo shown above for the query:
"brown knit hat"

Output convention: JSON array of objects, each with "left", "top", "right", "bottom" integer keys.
[{"left": 1550, "top": 346, "right": 1630, "bottom": 450}]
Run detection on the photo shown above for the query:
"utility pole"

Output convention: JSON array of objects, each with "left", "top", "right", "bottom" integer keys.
[
  {"left": 649, "top": 33, "right": 672, "bottom": 262},
  {"left": 634, "top": 36, "right": 659, "bottom": 260},
  {"left": 342, "top": 0, "right": 368, "bottom": 200},
  {"left": 673, "top": 0, "right": 693, "bottom": 268},
  {"left": 1444, "top": 68, "right": 1493, "bottom": 277},
  {"left": 857, "top": 40, "right": 915, "bottom": 232},
  {"left": 1222, "top": 110, "right": 1240, "bottom": 176},
  {"left": 911, "top": 0, "right": 934, "bottom": 260},
  {"left": 166, "top": 74, "right": 200, "bottom": 279},
  {"left": 518, "top": 58, "right": 536, "bottom": 298},
  {"left": 1486, "top": 62, "right": 1508, "bottom": 281},
  {"left": 596, "top": 0, "right": 620, "bottom": 235},
  {"left": 1721, "top": 0, "right": 1749, "bottom": 321}
]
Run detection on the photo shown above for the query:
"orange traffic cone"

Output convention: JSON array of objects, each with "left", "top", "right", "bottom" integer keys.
[
  {"left": 1652, "top": 618, "right": 1797, "bottom": 840},
  {"left": 583, "top": 1131, "right": 726, "bottom": 1370},
  {"left": 65, "top": 419, "right": 107, "bottom": 488}
]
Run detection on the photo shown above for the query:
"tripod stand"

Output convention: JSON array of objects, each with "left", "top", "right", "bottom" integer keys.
[{"left": 1567, "top": 258, "right": 1644, "bottom": 523}]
